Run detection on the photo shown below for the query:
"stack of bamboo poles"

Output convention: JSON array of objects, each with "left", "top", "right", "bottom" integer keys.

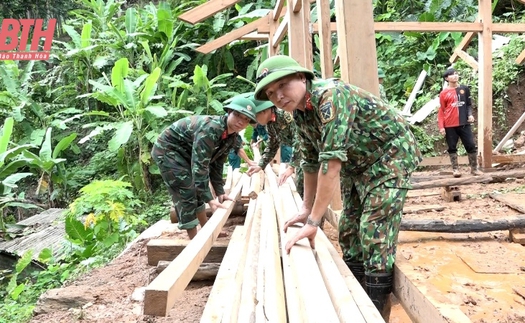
[{"left": 201, "top": 162, "right": 385, "bottom": 322}]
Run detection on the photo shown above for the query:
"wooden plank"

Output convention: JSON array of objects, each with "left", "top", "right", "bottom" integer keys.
[
  {"left": 516, "top": 48, "right": 525, "bottom": 65},
  {"left": 315, "top": 230, "right": 384, "bottom": 323},
  {"left": 399, "top": 216, "right": 525, "bottom": 233},
  {"left": 450, "top": 32, "right": 476, "bottom": 63},
  {"left": 272, "top": 0, "right": 286, "bottom": 21},
  {"left": 419, "top": 155, "right": 469, "bottom": 167},
  {"left": 292, "top": 0, "right": 302, "bottom": 13},
  {"left": 478, "top": 0, "right": 494, "bottom": 169},
  {"left": 178, "top": 0, "right": 242, "bottom": 25},
  {"left": 403, "top": 204, "right": 445, "bottom": 214},
  {"left": 411, "top": 175, "right": 492, "bottom": 190},
  {"left": 278, "top": 181, "right": 340, "bottom": 322},
  {"left": 143, "top": 175, "right": 244, "bottom": 316},
  {"left": 335, "top": 0, "right": 379, "bottom": 95},
  {"left": 287, "top": 180, "right": 375, "bottom": 322},
  {"left": 264, "top": 166, "right": 306, "bottom": 322},
  {"left": 272, "top": 15, "right": 288, "bottom": 49},
  {"left": 200, "top": 226, "right": 247, "bottom": 322},
  {"left": 489, "top": 192, "right": 525, "bottom": 214},
  {"left": 260, "top": 190, "right": 287, "bottom": 323},
  {"left": 196, "top": 17, "right": 266, "bottom": 54},
  {"left": 156, "top": 261, "right": 220, "bottom": 281},
  {"left": 407, "top": 191, "right": 441, "bottom": 198},
  {"left": 494, "top": 110, "right": 525, "bottom": 153},
  {"left": 146, "top": 239, "right": 229, "bottom": 266},
  {"left": 221, "top": 198, "right": 259, "bottom": 322},
  {"left": 313, "top": 21, "right": 525, "bottom": 33},
  {"left": 236, "top": 194, "right": 263, "bottom": 322},
  {"left": 454, "top": 49, "right": 478, "bottom": 70},
  {"left": 316, "top": 0, "right": 333, "bottom": 78},
  {"left": 492, "top": 154, "right": 525, "bottom": 164},
  {"left": 394, "top": 257, "right": 472, "bottom": 323}
]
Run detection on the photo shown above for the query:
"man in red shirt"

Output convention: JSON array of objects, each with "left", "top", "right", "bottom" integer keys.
[{"left": 438, "top": 68, "right": 482, "bottom": 177}]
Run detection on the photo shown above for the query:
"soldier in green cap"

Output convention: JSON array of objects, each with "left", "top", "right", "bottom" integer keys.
[
  {"left": 246, "top": 95, "right": 304, "bottom": 197},
  {"left": 253, "top": 55, "right": 422, "bottom": 320},
  {"left": 151, "top": 95, "right": 257, "bottom": 239}
]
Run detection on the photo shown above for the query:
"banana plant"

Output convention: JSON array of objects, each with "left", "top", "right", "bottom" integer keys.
[
  {"left": 20, "top": 127, "right": 76, "bottom": 207},
  {"left": 77, "top": 57, "right": 190, "bottom": 192},
  {"left": 0, "top": 117, "right": 38, "bottom": 235}
]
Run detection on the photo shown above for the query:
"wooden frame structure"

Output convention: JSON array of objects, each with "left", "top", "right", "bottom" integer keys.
[{"left": 181, "top": 0, "right": 525, "bottom": 170}]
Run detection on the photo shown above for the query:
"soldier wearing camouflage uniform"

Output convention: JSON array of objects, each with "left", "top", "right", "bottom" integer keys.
[
  {"left": 254, "top": 55, "right": 422, "bottom": 320},
  {"left": 246, "top": 96, "right": 304, "bottom": 197},
  {"left": 151, "top": 96, "right": 257, "bottom": 239}
]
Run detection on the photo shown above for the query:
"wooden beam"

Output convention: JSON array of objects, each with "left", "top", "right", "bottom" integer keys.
[
  {"left": 478, "top": 0, "right": 494, "bottom": 169},
  {"left": 335, "top": 0, "right": 379, "bottom": 95},
  {"left": 394, "top": 257, "right": 472, "bottom": 323},
  {"left": 516, "top": 48, "right": 525, "bottom": 64},
  {"left": 287, "top": 0, "right": 311, "bottom": 69},
  {"left": 399, "top": 216, "right": 525, "bottom": 233},
  {"left": 239, "top": 32, "right": 268, "bottom": 41},
  {"left": 450, "top": 32, "right": 476, "bottom": 63},
  {"left": 200, "top": 226, "right": 247, "bottom": 322},
  {"left": 492, "top": 154, "right": 525, "bottom": 164},
  {"left": 146, "top": 239, "right": 229, "bottom": 266},
  {"left": 292, "top": 0, "right": 302, "bottom": 13},
  {"left": 196, "top": 17, "right": 266, "bottom": 54},
  {"left": 493, "top": 110, "right": 525, "bottom": 153},
  {"left": 156, "top": 261, "right": 220, "bottom": 281},
  {"left": 419, "top": 155, "right": 469, "bottom": 167},
  {"left": 178, "top": 0, "right": 242, "bottom": 25},
  {"left": 313, "top": 21, "right": 525, "bottom": 33},
  {"left": 411, "top": 175, "right": 492, "bottom": 190},
  {"left": 143, "top": 175, "right": 244, "bottom": 316},
  {"left": 273, "top": 0, "right": 286, "bottom": 21},
  {"left": 272, "top": 15, "right": 288, "bottom": 49},
  {"left": 316, "top": 0, "right": 334, "bottom": 78},
  {"left": 454, "top": 49, "right": 479, "bottom": 70}
]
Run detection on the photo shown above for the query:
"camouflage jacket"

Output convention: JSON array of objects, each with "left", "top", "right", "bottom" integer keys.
[
  {"left": 153, "top": 115, "right": 242, "bottom": 201},
  {"left": 258, "top": 109, "right": 301, "bottom": 169},
  {"left": 293, "top": 79, "right": 422, "bottom": 197}
]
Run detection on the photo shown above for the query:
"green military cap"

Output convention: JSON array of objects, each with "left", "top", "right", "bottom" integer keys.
[
  {"left": 249, "top": 94, "right": 274, "bottom": 114},
  {"left": 378, "top": 68, "right": 386, "bottom": 78},
  {"left": 224, "top": 96, "right": 257, "bottom": 122},
  {"left": 254, "top": 55, "right": 315, "bottom": 101}
]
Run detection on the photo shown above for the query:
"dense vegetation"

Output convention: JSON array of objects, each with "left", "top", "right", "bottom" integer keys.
[{"left": 1, "top": 0, "right": 525, "bottom": 321}]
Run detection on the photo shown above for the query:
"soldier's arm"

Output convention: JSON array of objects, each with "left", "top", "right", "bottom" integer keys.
[
  {"left": 191, "top": 126, "right": 219, "bottom": 202},
  {"left": 258, "top": 124, "right": 280, "bottom": 169},
  {"left": 209, "top": 156, "right": 226, "bottom": 196},
  {"left": 317, "top": 88, "right": 357, "bottom": 170}
]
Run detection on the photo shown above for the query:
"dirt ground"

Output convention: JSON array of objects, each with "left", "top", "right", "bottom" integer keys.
[{"left": 29, "top": 166, "right": 525, "bottom": 323}]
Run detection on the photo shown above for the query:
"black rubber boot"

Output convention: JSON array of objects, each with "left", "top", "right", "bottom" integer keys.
[
  {"left": 365, "top": 272, "right": 393, "bottom": 321},
  {"left": 345, "top": 261, "right": 365, "bottom": 287}
]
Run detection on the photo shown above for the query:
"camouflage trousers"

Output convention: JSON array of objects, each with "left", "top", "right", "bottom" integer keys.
[
  {"left": 294, "top": 166, "right": 304, "bottom": 198},
  {"left": 151, "top": 147, "right": 205, "bottom": 230},
  {"left": 339, "top": 181, "right": 408, "bottom": 274}
]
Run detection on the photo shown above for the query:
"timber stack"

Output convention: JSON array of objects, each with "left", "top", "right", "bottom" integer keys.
[{"left": 142, "top": 146, "right": 384, "bottom": 322}]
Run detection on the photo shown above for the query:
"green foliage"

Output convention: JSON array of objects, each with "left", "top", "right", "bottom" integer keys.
[{"left": 65, "top": 179, "right": 143, "bottom": 262}]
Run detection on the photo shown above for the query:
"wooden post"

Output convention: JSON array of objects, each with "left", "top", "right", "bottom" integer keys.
[
  {"left": 334, "top": 0, "right": 379, "bottom": 96},
  {"left": 316, "top": 0, "right": 333, "bottom": 78},
  {"left": 478, "top": 0, "right": 494, "bottom": 169}
]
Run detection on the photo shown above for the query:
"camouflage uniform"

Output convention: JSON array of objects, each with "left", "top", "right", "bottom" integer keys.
[
  {"left": 258, "top": 109, "right": 304, "bottom": 196},
  {"left": 151, "top": 115, "right": 242, "bottom": 230},
  {"left": 294, "top": 79, "right": 422, "bottom": 273}
]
